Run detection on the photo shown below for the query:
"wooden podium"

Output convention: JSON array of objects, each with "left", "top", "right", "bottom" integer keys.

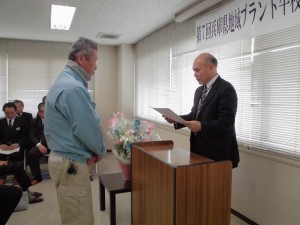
[{"left": 131, "top": 140, "right": 232, "bottom": 225}]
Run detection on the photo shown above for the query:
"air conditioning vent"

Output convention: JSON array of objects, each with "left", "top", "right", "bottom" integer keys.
[{"left": 96, "top": 32, "right": 120, "bottom": 39}]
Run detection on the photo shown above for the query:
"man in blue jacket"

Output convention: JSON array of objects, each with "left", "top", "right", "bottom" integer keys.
[{"left": 44, "top": 37, "right": 106, "bottom": 225}]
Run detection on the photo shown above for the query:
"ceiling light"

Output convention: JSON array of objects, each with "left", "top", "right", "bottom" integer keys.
[
  {"left": 51, "top": 4, "right": 76, "bottom": 30},
  {"left": 175, "top": 0, "right": 223, "bottom": 23}
]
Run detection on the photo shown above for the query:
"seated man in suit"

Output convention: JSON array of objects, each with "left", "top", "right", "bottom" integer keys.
[
  {"left": 13, "top": 100, "right": 33, "bottom": 127},
  {"left": 0, "top": 160, "right": 43, "bottom": 204},
  {"left": 28, "top": 102, "right": 50, "bottom": 185},
  {"left": 0, "top": 102, "right": 28, "bottom": 162}
]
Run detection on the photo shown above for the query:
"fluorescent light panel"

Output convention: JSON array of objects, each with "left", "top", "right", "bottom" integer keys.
[
  {"left": 175, "top": 0, "right": 223, "bottom": 23},
  {"left": 51, "top": 4, "right": 76, "bottom": 30}
]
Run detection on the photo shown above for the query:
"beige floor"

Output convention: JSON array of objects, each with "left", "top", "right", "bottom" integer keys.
[{"left": 7, "top": 152, "right": 248, "bottom": 225}]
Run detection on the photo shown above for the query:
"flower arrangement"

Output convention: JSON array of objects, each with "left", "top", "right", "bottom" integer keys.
[{"left": 108, "top": 112, "right": 160, "bottom": 164}]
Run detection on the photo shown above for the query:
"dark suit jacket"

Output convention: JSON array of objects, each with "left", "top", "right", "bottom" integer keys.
[
  {"left": 0, "top": 117, "right": 28, "bottom": 152},
  {"left": 175, "top": 76, "right": 240, "bottom": 168},
  {"left": 18, "top": 112, "right": 33, "bottom": 127},
  {"left": 29, "top": 117, "right": 48, "bottom": 148}
]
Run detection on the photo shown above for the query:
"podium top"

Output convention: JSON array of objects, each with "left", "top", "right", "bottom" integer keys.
[{"left": 132, "top": 141, "right": 213, "bottom": 167}]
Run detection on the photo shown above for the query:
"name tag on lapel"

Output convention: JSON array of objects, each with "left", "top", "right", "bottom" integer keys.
[{"left": 16, "top": 127, "right": 21, "bottom": 131}]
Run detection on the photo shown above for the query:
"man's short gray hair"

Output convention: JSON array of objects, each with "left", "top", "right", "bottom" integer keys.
[
  {"left": 68, "top": 37, "right": 97, "bottom": 61},
  {"left": 13, "top": 99, "right": 24, "bottom": 106}
]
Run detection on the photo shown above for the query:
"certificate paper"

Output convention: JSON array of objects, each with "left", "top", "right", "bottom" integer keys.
[
  {"left": 152, "top": 107, "right": 185, "bottom": 124},
  {"left": 0, "top": 147, "right": 20, "bottom": 155}
]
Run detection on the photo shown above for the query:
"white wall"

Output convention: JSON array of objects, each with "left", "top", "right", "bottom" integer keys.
[
  {"left": 232, "top": 148, "right": 300, "bottom": 225},
  {"left": 94, "top": 45, "right": 118, "bottom": 150},
  {"left": 117, "top": 44, "right": 135, "bottom": 118},
  {"left": 94, "top": 44, "right": 135, "bottom": 150}
]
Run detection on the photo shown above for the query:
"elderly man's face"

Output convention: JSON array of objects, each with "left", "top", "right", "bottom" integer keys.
[
  {"left": 192, "top": 56, "right": 213, "bottom": 85},
  {"left": 14, "top": 102, "right": 24, "bottom": 115},
  {"left": 77, "top": 49, "right": 98, "bottom": 77}
]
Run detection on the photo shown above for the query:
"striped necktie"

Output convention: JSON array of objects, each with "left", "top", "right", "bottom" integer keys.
[
  {"left": 8, "top": 119, "right": 12, "bottom": 128},
  {"left": 195, "top": 85, "right": 208, "bottom": 119}
]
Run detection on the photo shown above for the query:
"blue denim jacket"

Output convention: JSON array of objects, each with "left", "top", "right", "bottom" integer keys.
[{"left": 44, "top": 65, "right": 106, "bottom": 163}]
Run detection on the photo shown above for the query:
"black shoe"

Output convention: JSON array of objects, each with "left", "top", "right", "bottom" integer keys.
[
  {"left": 28, "top": 195, "right": 44, "bottom": 204},
  {"left": 29, "top": 197, "right": 43, "bottom": 204},
  {"left": 28, "top": 190, "right": 43, "bottom": 197}
]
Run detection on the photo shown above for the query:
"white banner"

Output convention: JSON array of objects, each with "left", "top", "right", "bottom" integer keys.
[{"left": 196, "top": 0, "right": 300, "bottom": 49}]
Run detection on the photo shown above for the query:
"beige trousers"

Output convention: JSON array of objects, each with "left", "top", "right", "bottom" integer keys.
[{"left": 48, "top": 152, "right": 94, "bottom": 225}]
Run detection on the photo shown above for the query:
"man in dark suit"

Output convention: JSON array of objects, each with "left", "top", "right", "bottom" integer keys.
[
  {"left": 0, "top": 102, "right": 28, "bottom": 162},
  {"left": 0, "top": 160, "right": 43, "bottom": 204},
  {"left": 13, "top": 100, "right": 32, "bottom": 151},
  {"left": 13, "top": 100, "right": 33, "bottom": 127},
  {"left": 28, "top": 102, "right": 50, "bottom": 184},
  {"left": 164, "top": 53, "right": 239, "bottom": 168}
]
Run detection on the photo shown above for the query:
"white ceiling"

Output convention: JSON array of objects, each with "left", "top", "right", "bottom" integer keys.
[{"left": 0, "top": 0, "right": 200, "bottom": 45}]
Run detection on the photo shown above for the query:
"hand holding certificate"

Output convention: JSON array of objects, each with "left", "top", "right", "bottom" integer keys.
[{"left": 151, "top": 107, "right": 185, "bottom": 124}]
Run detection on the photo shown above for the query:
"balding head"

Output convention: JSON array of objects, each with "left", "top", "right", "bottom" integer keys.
[{"left": 193, "top": 53, "right": 218, "bottom": 85}]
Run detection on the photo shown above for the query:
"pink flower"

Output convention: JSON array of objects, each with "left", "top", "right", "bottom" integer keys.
[
  {"left": 115, "top": 112, "right": 123, "bottom": 119},
  {"left": 108, "top": 117, "right": 118, "bottom": 129},
  {"left": 145, "top": 128, "right": 151, "bottom": 134},
  {"left": 143, "top": 120, "right": 154, "bottom": 130},
  {"left": 108, "top": 112, "right": 124, "bottom": 129}
]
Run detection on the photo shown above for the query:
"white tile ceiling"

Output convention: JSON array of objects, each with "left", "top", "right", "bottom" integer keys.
[{"left": 0, "top": 0, "right": 200, "bottom": 45}]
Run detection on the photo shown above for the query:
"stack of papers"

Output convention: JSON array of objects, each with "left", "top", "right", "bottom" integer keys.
[{"left": 0, "top": 147, "right": 20, "bottom": 155}]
